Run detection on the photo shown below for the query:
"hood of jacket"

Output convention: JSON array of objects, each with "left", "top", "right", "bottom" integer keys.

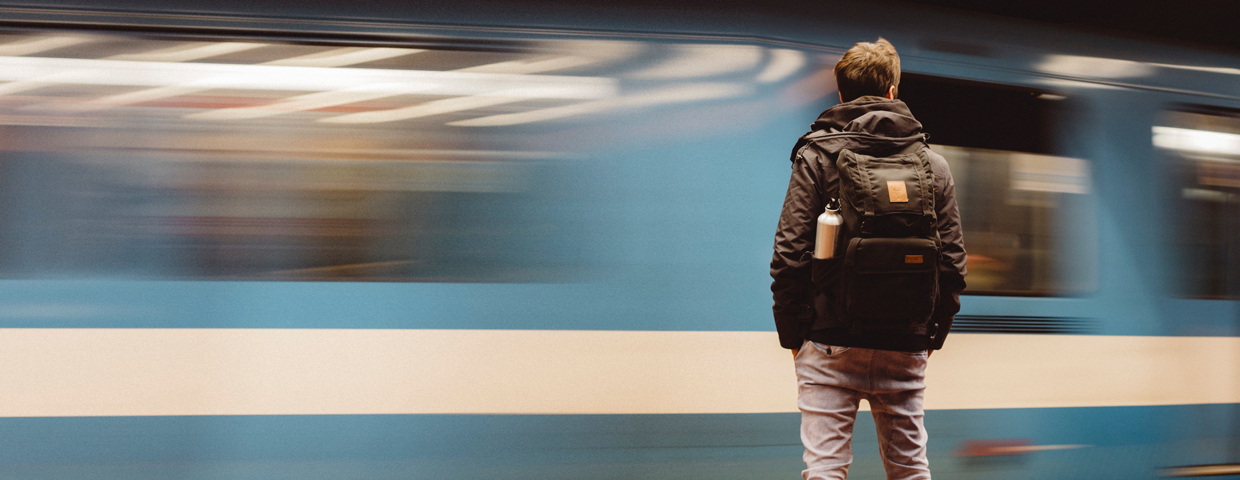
[{"left": 792, "top": 96, "right": 927, "bottom": 162}]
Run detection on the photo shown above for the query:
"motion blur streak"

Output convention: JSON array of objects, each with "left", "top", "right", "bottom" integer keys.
[
  {"left": 320, "top": 92, "right": 530, "bottom": 123},
  {"left": 0, "top": 56, "right": 616, "bottom": 98},
  {"left": 1161, "top": 464, "right": 1240, "bottom": 477},
  {"left": 59, "top": 85, "right": 199, "bottom": 111},
  {"left": 448, "top": 82, "right": 749, "bottom": 126},
  {"left": 320, "top": 56, "right": 598, "bottom": 123},
  {"left": 455, "top": 56, "right": 596, "bottom": 74},
  {"left": 1153, "top": 126, "right": 1240, "bottom": 156},
  {"left": 1038, "top": 54, "right": 1240, "bottom": 82},
  {"left": 0, "top": 14, "right": 1229, "bottom": 477},
  {"left": 261, "top": 47, "right": 422, "bottom": 67},
  {"left": 757, "top": 49, "right": 807, "bottom": 83},
  {"left": 187, "top": 83, "right": 439, "bottom": 120},
  {"left": 1150, "top": 63, "right": 1240, "bottom": 75},
  {"left": 627, "top": 44, "right": 763, "bottom": 79},
  {"left": 73, "top": 46, "right": 424, "bottom": 109},
  {"left": 1037, "top": 54, "right": 1155, "bottom": 79},
  {"left": 0, "top": 35, "right": 89, "bottom": 55},
  {"left": 106, "top": 42, "right": 266, "bottom": 62},
  {"left": 0, "top": 330, "right": 1234, "bottom": 417}
]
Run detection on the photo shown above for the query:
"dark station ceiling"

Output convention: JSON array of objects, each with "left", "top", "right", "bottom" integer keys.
[
  {"left": 502, "top": 0, "right": 1240, "bottom": 54},
  {"left": 896, "top": 0, "right": 1240, "bottom": 53},
  {"left": 13, "top": 0, "right": 1236, "bottom": 55}
]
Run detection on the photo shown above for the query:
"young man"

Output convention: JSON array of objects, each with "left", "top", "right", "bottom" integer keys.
[{"left": 769, "top": 38, "right": 967, "bottom": 480}]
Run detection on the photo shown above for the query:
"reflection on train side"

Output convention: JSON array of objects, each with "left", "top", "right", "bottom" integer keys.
[
  {"left": 934, "top": 145, "right": 1097, "bottom": 295},
  {"left": 1156, "top": 110, "right": 1240, "bottom": 298},
  {"left": 8, "top": 149, "right": 553, "bottom": 281},
  {"left": 0, "top": 32, "right": 825, "bottom": 281}
]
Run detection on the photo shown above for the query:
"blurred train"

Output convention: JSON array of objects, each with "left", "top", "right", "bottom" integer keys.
[{"left": 0, "top": 0, "right": 1235, "bottom": 478}]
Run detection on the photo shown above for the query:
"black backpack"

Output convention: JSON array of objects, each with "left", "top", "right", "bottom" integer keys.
[{"left": 813, "top": 141, "right": 940, "bottom": 334}]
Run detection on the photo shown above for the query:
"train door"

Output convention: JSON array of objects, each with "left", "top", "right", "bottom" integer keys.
[{"left": 1152, "top": 106, "right": 1240, "bottom": 476}]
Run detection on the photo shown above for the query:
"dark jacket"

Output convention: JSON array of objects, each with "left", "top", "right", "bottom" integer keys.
[{"left": 770, "top": 96, "right": 967, "bottom": 352}]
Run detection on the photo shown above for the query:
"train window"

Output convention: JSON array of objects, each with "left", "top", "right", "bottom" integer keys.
[
  {"left": 0, "top": 31, "right": 823, "bottom": 282},
  {"left": 900, "top": 75, "right": 1097, "bottom": 295},
  {"left": 1156, "top": 109, "right": 1240, "bottom": 298},
  {"left": 0, "top": 32, "right": 613, "bottom": 281}
]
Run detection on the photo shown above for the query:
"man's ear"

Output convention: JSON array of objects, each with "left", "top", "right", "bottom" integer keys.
[{"left": 885, "top": 85, "right": 896, "bottom": 99}]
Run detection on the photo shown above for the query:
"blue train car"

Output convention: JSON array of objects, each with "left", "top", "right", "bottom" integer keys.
[{"left": 0, "top": 1, "right": 1235, "bottom": 478}]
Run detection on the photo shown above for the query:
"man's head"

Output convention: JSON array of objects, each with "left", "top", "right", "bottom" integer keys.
[{"left": 834, "top": 38, "right": 900, "bottom": 103}]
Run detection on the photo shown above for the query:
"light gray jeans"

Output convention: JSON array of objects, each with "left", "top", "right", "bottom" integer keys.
[{"left": 794, "top": 340, "right": 931, "bottom": 480}]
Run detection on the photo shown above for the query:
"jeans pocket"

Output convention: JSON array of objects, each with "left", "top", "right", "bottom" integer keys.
[{"left": 810, "top": 342, "right": 850, "bottom": 356}]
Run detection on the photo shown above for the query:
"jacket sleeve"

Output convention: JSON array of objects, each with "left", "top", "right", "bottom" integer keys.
[
  {"left": 770, "top": 149, "right": 823, "bottom": 349},
  {"left": 929, "top": 154, "right": 967, "bottom": 350}
]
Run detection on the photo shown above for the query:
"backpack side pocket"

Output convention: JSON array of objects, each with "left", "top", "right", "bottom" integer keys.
[{"left": 811, "top": 255, "right": 846, "bottom": 329}]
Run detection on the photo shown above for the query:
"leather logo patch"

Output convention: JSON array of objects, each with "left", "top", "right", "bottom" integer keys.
[
  {"left": 905, "top": 255, "right": 923, "bottom": 264},
  {"left": 887, "top": 180, "right": 909, "bottom": 203}
]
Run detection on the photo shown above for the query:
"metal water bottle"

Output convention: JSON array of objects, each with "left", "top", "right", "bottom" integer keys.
[{"left": 813, "top": 199, "right": 843, "bottom": 260}]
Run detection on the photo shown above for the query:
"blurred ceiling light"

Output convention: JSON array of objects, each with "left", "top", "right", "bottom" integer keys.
[
  {"left": 106, "top": 42, "right": 266, "bottom": 62},
  {"left": 547, "top": 39, "right": 641, "bottom": 56},
  {"left": 53, "top": 47, "right": 427, "bottom": 111},
  {"left": 1153, "top": 126, "right": 1240, "bottom": 156},
  {"left": 314, "top": 56, "right": 597, "bottom": 123},
  {"left": 545, "top": 40, "right": 643, "bottom": 66},
  {"left": 191, "top": 55, "right": 597, "bottom": 120},
  {"left": 756, "top": 49, "right": 806, "bottom": 83},
  {"left": 0, "top": 36, "right": 90, "bottom": 56},
  {"left": 456, "top": 56, "right": 595, "bottom": 74},
  {"left": 628, "top": 44, "right": 762, "bottom": 79},
  {"left": 0, "top": 56, "right": 615, "bottom": 98},
  {"left": 1037, "top": 54, "right": 1154, "bottom": 79},
  {"left": 187, "top": 82, "right": 439, "bottom": 120},
  {"left": 449, "top": 82, "right": 748, "bottom": 127},
  {"left": 0, "top": 36, "right": 94, "bottom": 96},
  {"left": 320, "top": 93, "right": 528, "bottom": 124},
  {"left": 0, "top": 81, "right": 52, "bottom": 95},
  {"left": 58, "top": 85, "right": 208, "bottom": 111},
  {"left": 1037, "top": 78, "right": 1124, "bottom": 90},
  {"left": 262, "top": 47, "right": 423, "bottom": 67}
]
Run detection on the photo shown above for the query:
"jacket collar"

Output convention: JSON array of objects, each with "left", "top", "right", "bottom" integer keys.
[
  {"left": 793, "top": 96, "right": 927, "bottom": 160},
  {"left": 811, "top": 96, "right": 922, "bottom": 136}
]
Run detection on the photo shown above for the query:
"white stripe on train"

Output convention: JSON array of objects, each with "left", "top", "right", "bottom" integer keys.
[{"left": 0, "top": 329, "right": 1236, "bottom": 417}]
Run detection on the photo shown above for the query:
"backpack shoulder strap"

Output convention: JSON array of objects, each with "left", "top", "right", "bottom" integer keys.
[
  {"left": 790, "top": 130, "right": 833, "bottom": 163},
  {"left": 902, "top": 141, "right": 942, "bottom": 248}
]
